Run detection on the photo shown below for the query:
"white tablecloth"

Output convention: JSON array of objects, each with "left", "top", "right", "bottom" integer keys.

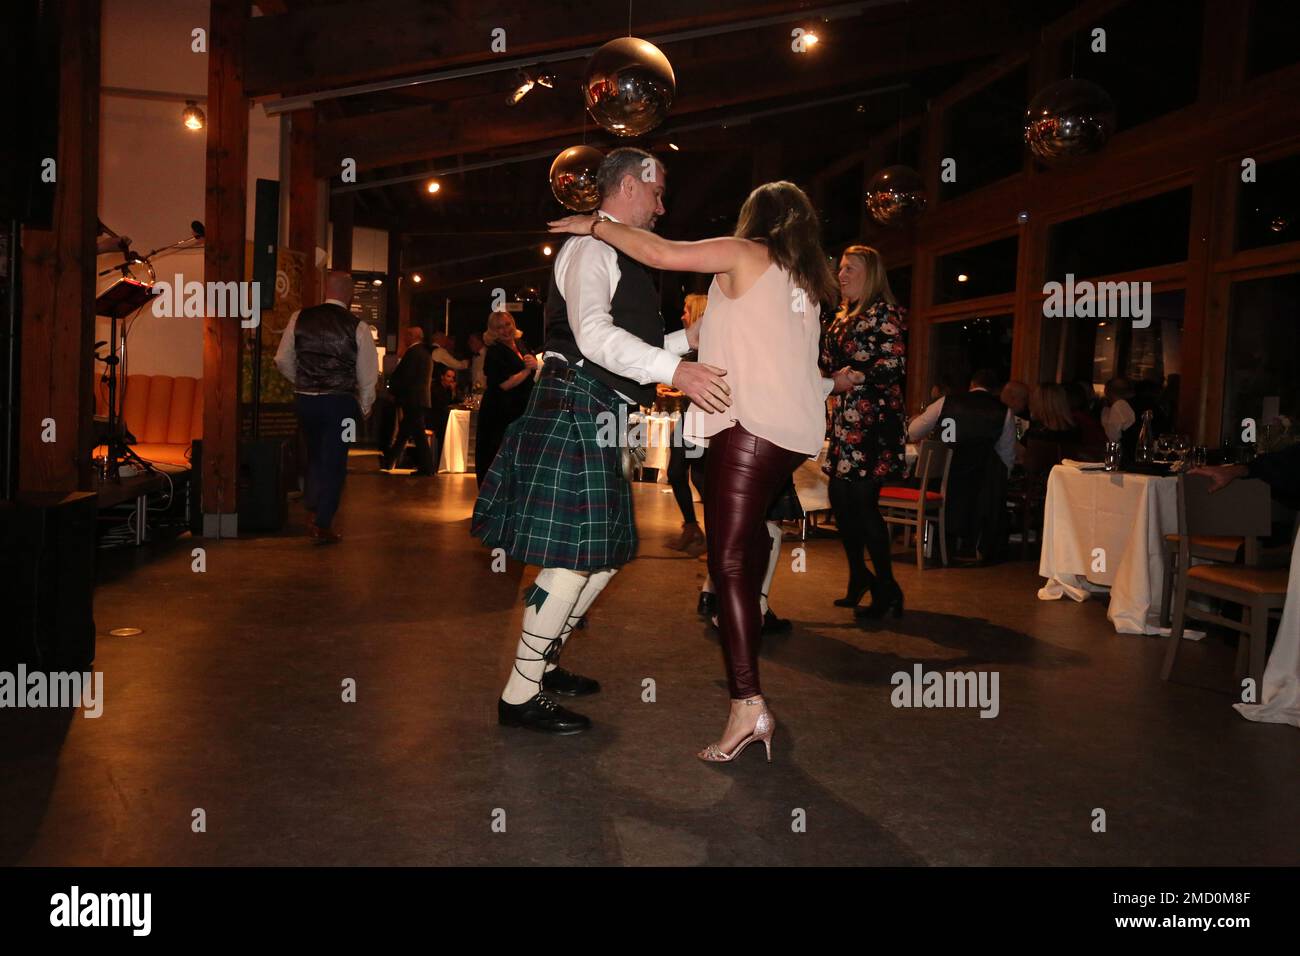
[
  {"left": 437, "top": 408, "right": 471, "bottom": 474},
  {"left": 1234, "top": 532, "right": 1300, "bottom": 728},
  {"left": 792, "top": 442, "right": 918, "bottom": 514},
  {"left": 1037, "top": 465, "right": 1179, "bottom": 634}
]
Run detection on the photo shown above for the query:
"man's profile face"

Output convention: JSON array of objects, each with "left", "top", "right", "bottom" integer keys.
[
  {"left": 623, "top": 163, "right": 666, "bottom": 231},
  {"left": 441, "top": 370, "right": 457, "bottom": 390}
]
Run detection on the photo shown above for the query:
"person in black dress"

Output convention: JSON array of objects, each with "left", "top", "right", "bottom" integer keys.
[{"left": 475, "top": 311, "right": 537, "bottom": 487}]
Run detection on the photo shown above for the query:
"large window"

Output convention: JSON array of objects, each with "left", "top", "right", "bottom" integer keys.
[
  {"left": 1246, "top": 0, "right": 1300, "bottom": 78},
  {"left": 1235, "top": 152, "right": 1300, "bottom": 251},
  {"left": 927, "top": 313, "right": 1014, "bottom": 402},
  {"left": 1221, "top": 272, "right": 1300, "bottom": 448},
  {"left": 1046, "top": 188, "right": 1192, "bottom": 282},
  {"left": 1039, "top": 290, "right": 1185, "bottom": 402},
  {"left": 1062, "top": 0, "right": 1203, "bottom": 132},
  {"left": 939, "top": 66, "right": 1028, "bottom": 201},
  {"left": 934, "top": 236, "right": 1019, "bottom": 304}
]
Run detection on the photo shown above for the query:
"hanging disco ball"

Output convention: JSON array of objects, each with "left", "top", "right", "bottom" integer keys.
[
  {"left": 1024, "top": 78, "right": 1116, "bottom": 165},
  {"left": 583, "top": 37, "right": 676, "bottom": 137},
  {"left": 548, "top": 145, "right": 604, "bottom": 212},
  {"left": 865, "top": 165, "right": 927, "bottom": 226}
]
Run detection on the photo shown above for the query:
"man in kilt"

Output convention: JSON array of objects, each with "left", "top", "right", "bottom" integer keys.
[{"left": 472, "top": 147, "right": 732, "bottom": 734}]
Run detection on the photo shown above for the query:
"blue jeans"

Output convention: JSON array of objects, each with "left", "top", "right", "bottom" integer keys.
[{"left": 296, "top": 392, "right": 360, "bottom": 530}]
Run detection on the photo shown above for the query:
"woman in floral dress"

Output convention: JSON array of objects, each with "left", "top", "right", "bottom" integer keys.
[{"left": 821, "top": 245, "right": 908, "bottom": 618}]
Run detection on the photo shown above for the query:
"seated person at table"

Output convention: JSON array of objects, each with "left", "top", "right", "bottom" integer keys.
[
  {"left": 1023, "top": 383, "right": 1081, "bottom": 447},
  {"left": 428, "top": 367, "right": 460, "bottom": 466},
  {"left": 909, "top": 368, "right": 1015, "bottom": 563},
  {"left": 1192, "top": 443, "right": 1300, "bottom": 509},
  {"left": 1065, "top": 381, "right": 1106, "bottom": 460}
]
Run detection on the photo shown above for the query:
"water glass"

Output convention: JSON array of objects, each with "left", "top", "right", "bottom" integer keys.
[{"left": 1104, "top": 441, "right": 1122, "bottom": 472}]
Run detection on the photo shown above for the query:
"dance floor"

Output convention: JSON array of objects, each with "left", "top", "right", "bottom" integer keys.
[{"left": 3, "top": 453, "right": 1297, "bottom": 866}]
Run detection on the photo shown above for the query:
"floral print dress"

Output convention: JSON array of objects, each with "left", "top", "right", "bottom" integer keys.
[{"left": 820, "top": 297, "right": 908, "bottom": 483}]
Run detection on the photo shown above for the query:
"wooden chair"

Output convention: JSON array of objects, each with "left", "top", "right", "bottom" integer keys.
[
  {"left": 1161, "top": 474, "right": 1288, "bottom": 691},
  {"left": 879, "top": 439, "right": 952, "bottom": 570},
  {"left": 1005, "top": 439, "right": 1065, "bottom": 559},
  {"left": 1158, "top": 532, "right": 1252, "bottom": 628}
]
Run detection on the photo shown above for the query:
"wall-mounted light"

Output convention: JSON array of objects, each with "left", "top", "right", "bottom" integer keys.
[
  {"left": 956, "top": 273, "right": 969, "bottom": 283},
  {"left": 182, "top": 100, "right": 205, "bottom": 130},
  {"left": 411, "top": 274, "right": 422, "bottom": 283}
]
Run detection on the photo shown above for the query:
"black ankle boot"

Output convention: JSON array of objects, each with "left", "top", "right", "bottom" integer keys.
[
  {"left": 697, "top": 591, "right": 717, "bottom": 617},
  {"left": 834, "top": 576, "right": 874, "bottom": 608},
  {"left": 854, "top": 580, "right": 904, "bottom": 620}
]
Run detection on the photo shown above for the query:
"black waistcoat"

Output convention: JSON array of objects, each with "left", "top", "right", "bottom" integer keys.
[
  {"left": 544, "top": 244, "right": 662, "bottom": 407},
  {"left": 294, "top": 302, "right": 359, "bottom": 394},
  {"left": 943, "top": 389, "right": 1007, "bottom": 469}
]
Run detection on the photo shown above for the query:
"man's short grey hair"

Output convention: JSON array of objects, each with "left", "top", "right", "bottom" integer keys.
[{"left": 597, "top": 147, "right": 659, "bottom": 200}]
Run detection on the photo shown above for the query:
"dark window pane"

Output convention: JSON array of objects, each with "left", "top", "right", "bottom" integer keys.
[
  {"left": 887, "top": 265, "right": 912, "bottom": 310},
  {"left": 1235, "top": 152, "right": 1300, "bottom": 250},
  {"left": 1046, "top": 188, "right": 1192, "bottom": 282},
  {"left": 1247, "top": 0, "right": 1300, "bottom": 77},
  {"left": 940, "top": 66, "right": 1028, "bottom": 200},
  {"left": 1040, "top": 291, "right": 1185, "bottom": 391},
  {"left": 1222, "top": 272, "right": 1300, "bottom": 450},
  {"left": 927, "top": 314, "right": 1015, "bottom": 402},
  {"left": 823, "top": 166, "right": 863, "bottom": 250},
  {"left": 1060, "top": 0, "right": 1202, "bottom": 132},
  {"left": 935, "top": 236, "right": 1019, "bottom": 304}
]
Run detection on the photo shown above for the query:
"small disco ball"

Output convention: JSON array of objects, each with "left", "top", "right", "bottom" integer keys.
[
  {"left": 865, "top": 165, "right": 927, "bottom": 226},
  {"left": 583, "top": 37, "right": 676, "bottom": 137},
  {"left": 548, "top": 146, "right": 604, "bottom": 212},
  {"left": 1017, "top": 210, "right": 1030, "bottom": 224},
  {"left": 1024, "top": 78, "right": 1116, "bottom": 165},
  {"left": 1269, "top": 215, "right": 1290, "bottom": 234}
]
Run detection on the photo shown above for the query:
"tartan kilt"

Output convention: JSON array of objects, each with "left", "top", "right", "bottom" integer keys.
[{"left": 471, "top": 359, "right": 637, "bottom": 571}]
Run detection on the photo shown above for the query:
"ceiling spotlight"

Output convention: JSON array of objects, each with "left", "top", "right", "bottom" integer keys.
[
  {"left": 956, "top": 273, "right": 969, "bottom": 283},
  {"left": 425, "top": 180, "right": 441, "bottom": 194},
  {"left": 543, "top": 245, "right": 553, "bottom": 256},
  {"left": 508, "top": 69, "right": 554, "bottom": 106},
  {"left": 668, "top": 143, "right": 680, "bottom": 151},
  {"left": 182, "top": 100, "right": 205, "bottom": 131},
  {"left": 411, "top": 274, "right": 422, "bottom": 283}
]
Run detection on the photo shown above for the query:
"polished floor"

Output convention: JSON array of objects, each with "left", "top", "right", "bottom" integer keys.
[{"left": 3, "top": 454, "right": 1297, "bottom": 866}]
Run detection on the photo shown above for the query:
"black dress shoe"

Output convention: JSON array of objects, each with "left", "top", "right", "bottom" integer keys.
[
  {"left": 541, "top": 666, "right": 600, "bottom": 697},
  {"left": 761, "top": 608, "right": 793, "bottom": 633},
  {"left": 697, "top": 591, "right": 717, "bottom": 617},
  {"left": 497, "top": 694, "right": 590, "bottom": 734}
]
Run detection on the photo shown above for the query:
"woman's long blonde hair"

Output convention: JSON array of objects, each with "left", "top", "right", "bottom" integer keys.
[
  {"left": 837, "top": 245, "right": 897, "bottom": 323},
  {"left": 682, "top": 293, "right": 708, "bottom": 329},
  {"left": 483, "top": 310, "right": 522, "bottom": 346}
]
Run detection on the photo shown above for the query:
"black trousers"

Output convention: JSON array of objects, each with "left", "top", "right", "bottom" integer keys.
[
  {"left": 704, "top": 424, "right": 805, "bottom": 699},
  {"left": 387, "top": 402, "right": 434, "bottom": 473},
  {"left": 296, "top": 392, "right": 359, "bottom": 530}
]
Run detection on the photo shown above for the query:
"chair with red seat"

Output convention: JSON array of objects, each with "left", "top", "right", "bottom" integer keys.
[{"left": 879, "top": 439, "right": 952, "bottom": 570}]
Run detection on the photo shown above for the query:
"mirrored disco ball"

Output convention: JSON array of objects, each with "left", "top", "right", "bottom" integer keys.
[
  {"left": 1024, "top": 78, "right": 1116, "bottom": 165},
  {"left": 549, "top": 146, "right": 604, "bottom": 212},
  {"left": 865, "top": 165, "right": 927, "bottom": 226},
  {"left": 583, "top": 37, "right": 676, "bottom": 137}
]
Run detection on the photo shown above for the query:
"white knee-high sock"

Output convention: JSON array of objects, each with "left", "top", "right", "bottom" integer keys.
[
  {"left": 501, "top": 567, "right": 588, "bottom": 704},
  {"left": 544, "top": 568, "right": 617, "bottom": 672},
  {"left": 759, "top": 521, "right": 782, "bottom": 614}
]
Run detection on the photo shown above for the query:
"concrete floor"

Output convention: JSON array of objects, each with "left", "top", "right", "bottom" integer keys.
[{"left": 3, "top": 452, "right": 1297, "bottom": 866}]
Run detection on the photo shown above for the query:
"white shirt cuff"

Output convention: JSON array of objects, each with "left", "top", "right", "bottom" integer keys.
[{"left": 664, "top": 329, "right": 691, "bottom": 356}]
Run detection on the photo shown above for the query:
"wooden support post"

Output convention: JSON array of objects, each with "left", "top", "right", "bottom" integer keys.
[
  {"left": 18, "top": 0, "right": 100, "bottom": 496},
  {"left": 201, "top": 0, "right": 249, "bottom": 536},
  {"left": 331, "top": 193, "right": 354, "bottom": 271},
  {"left": 288, "top": 108, "right": 319, "bottom": 305}
]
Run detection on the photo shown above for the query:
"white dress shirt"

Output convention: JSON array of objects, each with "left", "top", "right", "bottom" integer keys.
[
  {"left": 430, "top": 345, "right": 468, "bottom": 371},
  {"left": 546, "top": 213, "right": 690, "bottom": 402},
  {"left": 908, "top": 387, "right": 1016, "bottom": 471},
  {"left": 273, "top": 297, "right": 379, "bottom": 416},
  {"left": 1101, "top": 399, "right": 1135, "bottom": 443}
]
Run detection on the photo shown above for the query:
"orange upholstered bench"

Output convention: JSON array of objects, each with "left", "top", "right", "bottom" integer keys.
[{"left": 95, "top": 374, "right": 203, "bottom": 468}]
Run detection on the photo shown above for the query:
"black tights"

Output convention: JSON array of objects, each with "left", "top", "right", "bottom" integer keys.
[
  {"left": 828, "top": 477, "right": 895, "bottom": 593},
  {"left": 666, "top": 437, "right": 706, "bottom": 525}
]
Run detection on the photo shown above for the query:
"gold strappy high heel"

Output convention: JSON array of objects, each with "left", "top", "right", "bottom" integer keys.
[{"left": 697, "top": 699, "right": 775, "bottom": 763}]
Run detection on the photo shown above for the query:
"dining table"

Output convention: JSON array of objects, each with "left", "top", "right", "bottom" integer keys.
[{"left": 1037, "top": 461, "right": 1180, "bottom": 635}]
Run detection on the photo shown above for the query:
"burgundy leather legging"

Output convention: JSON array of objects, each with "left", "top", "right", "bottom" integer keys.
[{"left": 703, "top": 424, "right": 806, "bottom": 699}]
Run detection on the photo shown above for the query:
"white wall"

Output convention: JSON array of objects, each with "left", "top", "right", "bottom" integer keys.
[{"left": 98, "top": 0, "right": 280, "bottom": 380}]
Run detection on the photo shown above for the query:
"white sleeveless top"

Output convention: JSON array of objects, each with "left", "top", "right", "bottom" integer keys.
[{"left": 684, "top": 262, "right": 827, "bottom": 457}]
